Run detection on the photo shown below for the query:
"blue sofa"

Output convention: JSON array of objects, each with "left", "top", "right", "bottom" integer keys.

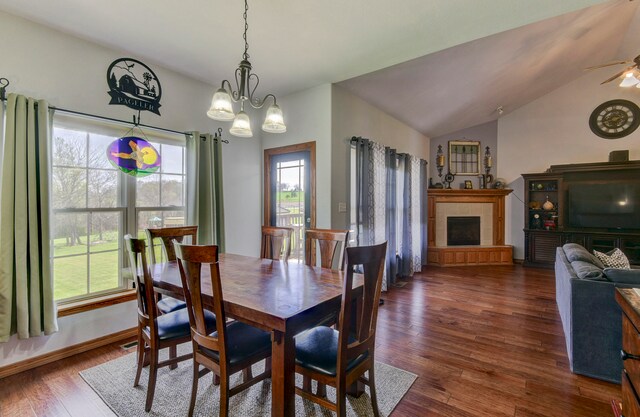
[{"left": 555, "top": 243, "right": 640, "bottom": 383}]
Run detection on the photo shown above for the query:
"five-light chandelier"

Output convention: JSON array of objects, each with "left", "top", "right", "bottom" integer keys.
[{"left": 207, "top": 0, "right": 286, "bottom": 137}]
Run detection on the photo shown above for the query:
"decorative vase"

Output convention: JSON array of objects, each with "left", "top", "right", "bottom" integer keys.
[{"left": 542, "top": 196, "right": 554, "bottom": 211}]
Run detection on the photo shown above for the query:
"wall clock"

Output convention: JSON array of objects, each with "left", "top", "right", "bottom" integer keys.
[{"left": 589, "top": 99, "right": 640, "bottom": 139}]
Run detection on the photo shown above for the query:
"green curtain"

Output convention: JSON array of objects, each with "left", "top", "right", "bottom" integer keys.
[
  {"left": 185, "top": 131, "right": 225, "bottom": 251},
  {"left": 0, "top": 94, "right": 58, "bottom": 342}
]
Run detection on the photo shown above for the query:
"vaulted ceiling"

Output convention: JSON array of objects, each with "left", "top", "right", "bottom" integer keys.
[{"left": 0, "top": 0, "right": 633, "bottom": 137}]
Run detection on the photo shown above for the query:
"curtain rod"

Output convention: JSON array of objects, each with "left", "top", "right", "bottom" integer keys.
[{"left": 0, "top": 79, "right": 229, "bottom": 143}]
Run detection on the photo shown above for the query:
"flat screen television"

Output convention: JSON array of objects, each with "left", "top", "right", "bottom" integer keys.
[{"left": 568, "top": 182, "right": 640, "bottom": 230}]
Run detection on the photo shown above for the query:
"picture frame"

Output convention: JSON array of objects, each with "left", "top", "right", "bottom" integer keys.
[
  {"left": 449, "top": 140, "right": 480, "bottom": 175},
  {"left": 464, "top": 180, "right": 473, "bottom": 189}
]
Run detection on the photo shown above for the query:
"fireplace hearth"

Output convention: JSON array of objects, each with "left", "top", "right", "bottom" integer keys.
[{"left": 447, "top": 216, "right": 480, "bottom": 246}]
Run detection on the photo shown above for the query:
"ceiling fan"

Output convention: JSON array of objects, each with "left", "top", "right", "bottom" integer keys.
[{"left": 586, "top": 54, "right": 640, "bottom": 87}]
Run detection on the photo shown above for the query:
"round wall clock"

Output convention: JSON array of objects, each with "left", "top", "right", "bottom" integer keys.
[{"left": 589, "top": 99, "right": 640, "bottom": 139}]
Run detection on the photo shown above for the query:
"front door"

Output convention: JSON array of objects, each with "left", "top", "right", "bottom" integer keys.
[{"left": 264, "top": 142, "right": 316, "bottom": 261}]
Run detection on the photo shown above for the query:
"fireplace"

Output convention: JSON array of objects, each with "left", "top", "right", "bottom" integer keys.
[
  {"left": 427, "top": 189, "right": 513, "bottom": 266},
  {"left": 447, "top": 216, "right": 480, "bottom": 246}
]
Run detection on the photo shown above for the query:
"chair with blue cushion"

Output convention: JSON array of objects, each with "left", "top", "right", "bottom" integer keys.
[
  {"left": 260, "top": 226, "right": 294, "bottom": 261},
  {"left": 295, "top": 241, "right": 387, "bottom": 417},
  {"left": 124, "top": 235, "right": 216, "bottom": 412},
  {"left": 174, "top": 242, "right": 272, "bottom": 417},
  {"left": 146, "top": 226, "right": 199, "bottom": 313}
]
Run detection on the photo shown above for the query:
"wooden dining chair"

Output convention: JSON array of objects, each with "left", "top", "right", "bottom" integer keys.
[
  {"left": 304, "top": 228, "right": 350, "bottom": 270},
  {"left": 294, "top": 241, "right": 387, "bottom": 417},
  {"left": 145, "top": 226, "right": 198, "bottom": 313},
  {"left": 174, "top": 242, "right": 272, "bottom": 417},
  {"left": 260, "top": 226, "right": 294, "bottom": 261},
  {"left": 124, "top": 235, "right": 215, "bottom": 412}
]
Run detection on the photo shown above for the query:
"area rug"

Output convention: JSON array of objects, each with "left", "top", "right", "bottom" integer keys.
[{"left": 80, "top": 343, "right": 416, "bottom": 417}]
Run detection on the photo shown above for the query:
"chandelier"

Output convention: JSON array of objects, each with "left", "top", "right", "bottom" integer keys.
[{"left": 207, "top": 0, "right": 286, "bottom": 137}]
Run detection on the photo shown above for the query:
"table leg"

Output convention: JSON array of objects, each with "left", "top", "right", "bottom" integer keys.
[{"left": 271, "top": 330, "right": 295, "bottom": 417}]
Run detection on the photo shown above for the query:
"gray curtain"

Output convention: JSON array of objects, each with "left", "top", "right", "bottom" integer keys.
[
  {"left": 0, "top": 94, "right": 58, "bottom": 342},
  {"left": 384, "top": 147, "right": 398, "bottom": 287},
  {"left": 398, "top": 153, "right": 412, "bottom": 276},
  {"left": 185, "top": 131, "right": 225, "bottom": 251},
  {"left": 421, "top": 160, "right": 428, "bottom": 264},
  {"left": 354, "top": 137, "right": 372, "bottom": 247}
]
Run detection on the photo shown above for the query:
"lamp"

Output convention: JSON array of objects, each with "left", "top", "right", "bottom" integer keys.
[
  {"left": 620, "top": 71, "right": 640, "bottom": 88},
  {"left": 435, "top": 145, "right": 445, "bottom": 180},
  {"left": 207, "top": 0, "right": 286, "bottom": 137}
]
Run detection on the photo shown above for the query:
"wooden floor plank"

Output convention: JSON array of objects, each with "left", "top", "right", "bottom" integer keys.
[{"left": 0, "top": 264, "right": 620, "bottom": 416}]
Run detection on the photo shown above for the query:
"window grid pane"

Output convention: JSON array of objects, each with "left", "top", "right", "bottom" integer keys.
[{"left": 51, "top": 122, "right": 186, "bottom": 302}]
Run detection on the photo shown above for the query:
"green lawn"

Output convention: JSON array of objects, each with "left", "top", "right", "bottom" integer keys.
[
  {"left": 52, "top": 232, "right": 162, "bottom": 301},
  {"left": 276, "top": 191, "right": 305, "bottom": 203}
]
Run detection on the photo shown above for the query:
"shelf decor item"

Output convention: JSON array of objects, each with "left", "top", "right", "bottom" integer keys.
[
  {"left": 543, "top": 197, "right": 555, "bottom": 211},
  {"left": 435, "top": 144, "right": 445, "bottom": 180}
]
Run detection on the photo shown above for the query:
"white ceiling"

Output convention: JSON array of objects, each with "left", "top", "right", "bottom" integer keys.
[
  {"left": 339, "top": 0, "right": 640, "bottom": 137},
  {"left": 0, "top": 0, "right": 631, "bottom": 137}
]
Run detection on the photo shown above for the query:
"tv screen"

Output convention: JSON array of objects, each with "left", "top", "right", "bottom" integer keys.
[{"left": 568, "top": 183, "right": 640, "bottom": 230}]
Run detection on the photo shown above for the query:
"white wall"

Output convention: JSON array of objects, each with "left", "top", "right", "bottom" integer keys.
[
  {"left": 498, "top": 69, "right": 640, "bottom": 259},
  {"left": 429, "top": 121, "right": 498, "bottom": 188},
  {"left": 331, "top": 85, "right": 430, "bottom": 229},
  {"left": 261, "top": 84, "right": 333, "bottom": 229},
  {"left": 0, "top": 11, "right": 262, "bottom": 366}
]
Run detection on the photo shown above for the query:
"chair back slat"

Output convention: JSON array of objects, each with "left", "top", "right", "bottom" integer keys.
[
  {"left": 146, "top": 226, "right": 198, "bottom": 264},
  {"left": 336, "top": 242, "right": 387, "bottom": 373},
  {"left": 124, "top": 235, "right": 156, "bottom": 329},
  {"left": 304, "top": 229, "right": 349, "bottom": 270},
  {"left": 260, "top": 226, "right": 294, "bottom": 261},
  {"left": 174, "top": 243, "right": 227, "bottom": 357}
]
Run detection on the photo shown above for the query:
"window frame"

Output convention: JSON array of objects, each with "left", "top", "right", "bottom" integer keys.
[{"left": 51, "top": 114, "right": 187, "bottom": 306}]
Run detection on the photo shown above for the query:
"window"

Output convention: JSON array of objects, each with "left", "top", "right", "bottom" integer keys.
[{"left": 51, "top": 116, "right": 186, "bottom": 302}]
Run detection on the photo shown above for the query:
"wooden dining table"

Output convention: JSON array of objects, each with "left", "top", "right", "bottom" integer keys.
[{"left": 151, "top": 253, "right": 363, "bottom": 417}]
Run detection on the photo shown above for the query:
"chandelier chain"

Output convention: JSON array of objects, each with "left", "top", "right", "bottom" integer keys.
[{"left": 242, "top": 0, "right": 249, "bottom": 60}]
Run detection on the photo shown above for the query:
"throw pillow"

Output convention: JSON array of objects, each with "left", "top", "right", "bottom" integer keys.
[
  {"left": 593, "top": 248, "right": 631, "bottom": 270},
  {"left": 563, "top": 243, "right": 605, "bottom": 268}
]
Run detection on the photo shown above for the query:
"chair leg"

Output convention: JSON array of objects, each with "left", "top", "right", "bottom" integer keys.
[
  {"left": 219, "top": 373, "right": 230, "bottom": 417},
  {"left": 336, "top": 383, "right": 347, "bottom": 417},
  {"left": 134, "top": 333, "right": 145, "bottom": 387},
  {"left": 213, "top": 373, "right": 220, "bottom": 386},
  {"left": 316, "top": 383, "right": 327, "bottom": 398},
  {"left": 145, "top": 348, "right": 159, "bottom": 412},
  {"left": 242, "top": 367, "right": 253, "bottom": 382},
  {"left": 188, "top": 362, "right": 199, "bottom": 417},
  {"left": 169, "top": 345, "right": 178, "bottom": 370},
  {"left": 264, "top": 357, "right": 272, "bottom": 377},
  {"left": 368, "top": 367, "right": 380, "bottom": 417},
  {"left": 302, "top": 375, "right": 312, "bottom": 393}
]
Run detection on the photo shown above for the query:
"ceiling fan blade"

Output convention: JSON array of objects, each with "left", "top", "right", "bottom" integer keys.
[
  {"left": 600, "top": 65, "right": 637, "bottom": 84},
  {"left": 585, "top": 60, "right": 630, "bottom": 70}
]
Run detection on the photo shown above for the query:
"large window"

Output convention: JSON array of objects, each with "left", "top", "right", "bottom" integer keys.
[{"left": 51, "top": 116, "right": 186, "bottom": 302}]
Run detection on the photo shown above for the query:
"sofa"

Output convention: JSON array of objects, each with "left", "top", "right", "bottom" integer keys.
[{"left": 555, "top": 243, "right": 640, "bottom": 383}]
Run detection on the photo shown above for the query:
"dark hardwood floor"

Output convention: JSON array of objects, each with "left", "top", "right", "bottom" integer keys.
[{"left": 0, "top": 265, "right": 620, "bottom": 416}]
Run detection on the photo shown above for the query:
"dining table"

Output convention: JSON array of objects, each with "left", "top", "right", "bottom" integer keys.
[{"left": 151, "top": 252, "right": 363, "bottom": 417}]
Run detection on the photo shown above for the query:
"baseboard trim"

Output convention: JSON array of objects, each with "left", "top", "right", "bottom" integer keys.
[{"left": 0, "top": 327, "right": 137, "bottom": 379}]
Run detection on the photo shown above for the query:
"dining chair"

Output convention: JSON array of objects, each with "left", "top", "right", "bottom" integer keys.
[
  {"left": 260, "top": 226, "right": 294, "bottom": 261},
  {"left": 304, "top": 228, "right": 350, "bottom": 270},
  {"left": 145, "top": 226, "right": 198, "bottom": 313},
  {"left": 124, "top": 235, "right": 215, "bottom": 412},
  {"left": 174, "top": 242, "right": 272, "bottom": 417},
  {"left": 294, "top": 241, "right": 387, "bottom": 417}
]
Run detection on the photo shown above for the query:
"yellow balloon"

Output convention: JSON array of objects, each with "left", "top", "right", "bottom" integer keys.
[{"left": 141, "top": 147, "right": 158, "bottom": 165}]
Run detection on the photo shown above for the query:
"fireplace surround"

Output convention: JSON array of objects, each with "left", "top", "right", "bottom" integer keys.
[{"left": 427, "top": 189, "right": 513, "bottom": 266}]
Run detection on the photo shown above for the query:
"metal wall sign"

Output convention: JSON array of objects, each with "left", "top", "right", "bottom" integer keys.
[{"left": 107, "top": 58, "right": 162, "bottom": 115}]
